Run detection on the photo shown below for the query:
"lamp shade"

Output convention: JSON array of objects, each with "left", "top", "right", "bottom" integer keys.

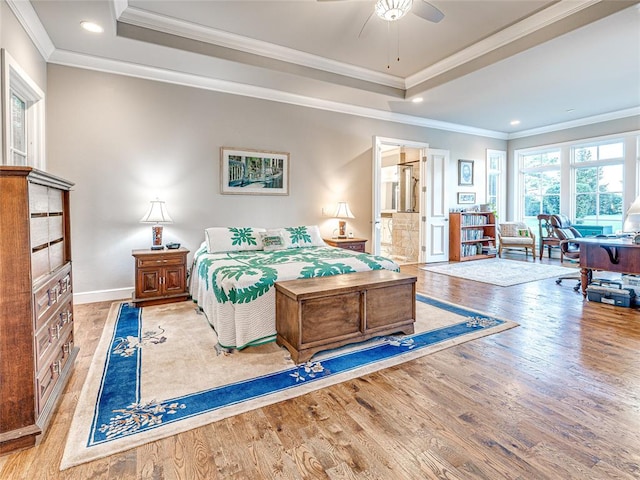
[
  {"left": 622, "top": 195, "right": 640, "bottom": 233},
  {"left": 140, "top": 198, "right": 173, "bottom": 224},
  {"left": 334, "top": 201, "right": 355, "bottom": 219}
]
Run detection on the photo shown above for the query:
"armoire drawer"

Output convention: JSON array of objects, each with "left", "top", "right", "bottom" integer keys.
[
  {"left": 36, "top": 330, "right": 74, "bottom": 415},
  {"left": 33, "top": 264, "right": 72, "bottom": 332},
  {"left": 34, "top": 300, "right": 73, "bottom": 371}
]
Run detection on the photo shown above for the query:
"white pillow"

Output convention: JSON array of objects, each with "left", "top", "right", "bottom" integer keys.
[
  {"left": 281, "top": 225, "right": 326, "bottom": 248},
  {"left": 259, "top": 230, "right": 287, "bottom": 252},
  {"left": 205, "top": 227, "right": 266, "bottom": 253}
]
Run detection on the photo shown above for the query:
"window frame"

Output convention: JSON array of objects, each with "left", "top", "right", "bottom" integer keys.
[
  {"left": 517, "top": 147, "right": 562, "bottom": 224},
  {"left": 485, "top": 149, "right": 506, "bottom": 220},
  {"left": 1, "top": 49, "right": 45, "bottom": 169},
  {"left": 570, "top": 140, "right": 625, "bottom": 229}
]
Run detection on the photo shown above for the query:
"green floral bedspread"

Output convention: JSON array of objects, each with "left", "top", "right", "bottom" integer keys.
[{"left": 189, "top": 243, "right": 399, "bottom": 349}]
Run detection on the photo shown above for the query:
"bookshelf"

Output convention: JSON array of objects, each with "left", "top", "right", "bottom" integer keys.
[{"left": 449, "top": 212, "right": 497, "bottom": 261}]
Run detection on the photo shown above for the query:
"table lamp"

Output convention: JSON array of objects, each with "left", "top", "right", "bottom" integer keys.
[
  {"left": 623, "top": 195, "right": 640, "bottom": 244},
  {"left": 333, "top": 201, "right": 354, "bottom": 238},
  {"left": 623, "top": 195, "right": 640, "bottom": 234},
  {"left": 140, "top": 198, "right": 173, "bottom": 249}
]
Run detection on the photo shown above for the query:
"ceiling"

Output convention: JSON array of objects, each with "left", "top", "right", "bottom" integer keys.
[{"left": 14, "top": 0, "right": 640, "bottom": 138}]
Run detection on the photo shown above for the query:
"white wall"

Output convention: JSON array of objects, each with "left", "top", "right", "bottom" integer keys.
[{"left": 46, "top": 65, "right": 506, "bottom": 302}]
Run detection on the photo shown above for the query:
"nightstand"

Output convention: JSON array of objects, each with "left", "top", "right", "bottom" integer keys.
[
  {"left": 132, "top": 247, "right": 190, "bottom": 307},
  {"left": 323, "top": 237, "right": 367, "bottom": 253}
]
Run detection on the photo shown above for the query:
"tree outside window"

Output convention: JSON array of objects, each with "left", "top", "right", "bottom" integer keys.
[{"left": 573, "top": 143, "right": 624, "bottom": 230}]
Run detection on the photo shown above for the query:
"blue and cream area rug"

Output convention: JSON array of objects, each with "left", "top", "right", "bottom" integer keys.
[{"left": 61, "top": 295, "right": 517, "bottom": 470}]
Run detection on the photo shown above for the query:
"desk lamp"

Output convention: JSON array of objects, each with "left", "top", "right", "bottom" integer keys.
[
  {"left": 333, "top": 201, "right": 355, "bottom": 238},
  {"left": 140, "top": 198, "right": 173, "bottom": 249}
]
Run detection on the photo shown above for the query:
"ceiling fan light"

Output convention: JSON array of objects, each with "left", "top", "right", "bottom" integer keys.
[{"left": 375, "top": 0, "right": 413, "bottom": 21}]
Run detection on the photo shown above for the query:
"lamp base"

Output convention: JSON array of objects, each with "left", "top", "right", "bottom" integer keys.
[
  {"left": 151, "top": 225, "right": 164, "bottom": 250},
  {"left": 338, "top": 220, "right": 347, "bottom": 238}
]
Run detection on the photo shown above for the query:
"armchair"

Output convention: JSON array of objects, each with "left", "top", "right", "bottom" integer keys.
[{"left": 497, "top": 222, "right": 536, "bottom": 260}]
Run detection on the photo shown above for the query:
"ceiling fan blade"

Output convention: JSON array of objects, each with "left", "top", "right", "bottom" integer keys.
[
  {"left": 358, "top": 11, "right": 375, "bottom": 39},
  {"left": 412, "top": 0, "right": 444, "bottom": 23}
]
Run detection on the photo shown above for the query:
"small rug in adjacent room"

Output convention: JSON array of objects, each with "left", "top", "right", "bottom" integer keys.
[
  {"left": 420, "top": 258, "right": 579, "bottom": 287},
  {"left": 61, "top": 296, "right": 517, "bottom": 470}
]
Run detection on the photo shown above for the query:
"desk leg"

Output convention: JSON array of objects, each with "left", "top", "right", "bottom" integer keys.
[{"left": 580, "top": 267, "right": 592, "bottom": 297}]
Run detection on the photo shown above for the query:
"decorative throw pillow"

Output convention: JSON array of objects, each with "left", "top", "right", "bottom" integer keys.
[
  {"left": 259, "top": 230, "right": 287, "bottom": 252},
  {"left": 517, "top": 228, "right": 530, "bottom": 237},
  {"left": 205, "top": 227, "right": 266, "bottom": 253},
  {"left": 499, "top": 223, "right": 519, "bottom": 237},
  {"left": 281, "top": 225, "right": 326, "bottom": 248}
]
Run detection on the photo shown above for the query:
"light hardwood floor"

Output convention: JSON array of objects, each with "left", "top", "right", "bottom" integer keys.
[{"left": 1, "top": 255, "right": 639, "bottom": 479}]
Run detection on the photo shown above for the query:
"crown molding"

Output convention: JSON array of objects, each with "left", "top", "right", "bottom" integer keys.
[
  {"left": 405, "top": 0, "right": 600, "bottom": 89},
  {"left": 48, "top": 49, "right": 508, "bottom": 140},
  {"left": 5, "top": 0, "right": 55, "bottom": 60},
  {"left": 114, "top": 0, "right": 604, "bottom": 96},
  {"left": 507, "top": 107, "right": 640, "bottom": 139},
  {"left": 115, "top": 3, "right": 406, "bottom": 90}
]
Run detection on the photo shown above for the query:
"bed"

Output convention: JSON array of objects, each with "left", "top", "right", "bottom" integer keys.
[{"left": 189, "top": 225, "right": 400, "bottom": 349}]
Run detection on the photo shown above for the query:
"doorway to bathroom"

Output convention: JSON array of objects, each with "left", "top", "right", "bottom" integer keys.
[{"left": 372, "top": 137, "right": 449, "bottom": 265}]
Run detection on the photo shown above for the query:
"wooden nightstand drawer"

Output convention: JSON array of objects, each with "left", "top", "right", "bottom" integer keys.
[
  {"left": 323, "top": 238, "right": 367, "bottom": 253},
  {"left": 137, "top": 254, "right": 185, "bottom": 268}
]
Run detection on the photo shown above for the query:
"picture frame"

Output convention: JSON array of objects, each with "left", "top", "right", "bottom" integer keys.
[
  {"left": 458, "top": 159, "right": 474, "bottom": 186},
  {"left": 458, "top": 192, "right": 476, "bottom": 204},
  {"left": 220, "top": 147, "right": 290, "bottom": 195}
]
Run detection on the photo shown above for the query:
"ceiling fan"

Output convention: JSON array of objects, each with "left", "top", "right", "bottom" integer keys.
[
  {"left": 319, "top": 0, "right": 444, "bottom": 38},
  {"left": 320, "top": 0, "right": 444, "bottom": 68}
]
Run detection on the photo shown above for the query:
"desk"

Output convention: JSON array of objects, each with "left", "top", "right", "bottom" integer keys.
[{"left": 573, "top": 238, "right": 640, "bottom": 297}]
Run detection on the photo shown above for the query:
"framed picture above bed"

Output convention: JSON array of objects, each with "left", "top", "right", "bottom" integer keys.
[{"left": 220, "top": 147, "right": 290, "bottom": 195}]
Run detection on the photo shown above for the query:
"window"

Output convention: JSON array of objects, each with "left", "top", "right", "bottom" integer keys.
[
  {"left": 519, "top": 149, "right": 561, "bottom": 229},
  {"left": 486, "top": 149, "right": 506, "bottom": 220},
  {"left": 572, "top": 141, "right": 624, "bottom": 231},
  {"left": 1, "top": 49, "right": 45, "bottom": 169},
  {"left": 10, "top": 92, "right": 27, "bottom": 165}
]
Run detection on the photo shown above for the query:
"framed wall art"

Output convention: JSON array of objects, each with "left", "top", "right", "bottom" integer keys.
[
  {"left": 220, "top": 147, "right": 290, "bottom": 195},
  {"left": 457, "top": 192, "right": 476, "bottom": 204},
  {"left": 458, "top": 159, "right": 474, "bottom": 186}
]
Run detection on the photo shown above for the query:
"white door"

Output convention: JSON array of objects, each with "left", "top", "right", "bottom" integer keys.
[{"left": 421, "top": 149, "right": 449, "bottom": 263}]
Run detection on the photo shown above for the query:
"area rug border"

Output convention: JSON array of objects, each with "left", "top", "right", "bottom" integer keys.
[{"left": 61, "top": 294, "right": 517, "bottom": 470}]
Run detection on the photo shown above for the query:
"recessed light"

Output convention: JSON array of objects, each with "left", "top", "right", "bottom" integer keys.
[
  {"left": 80, "top": 21, "right": 104, "bottom": 33},
  {"left": 411, "top": 97, "right": 424, "bottom": 104},
  {"left": 510, "top": 120, "right": 521, "bottom": 126}
]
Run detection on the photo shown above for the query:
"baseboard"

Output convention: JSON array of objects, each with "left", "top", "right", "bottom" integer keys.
[{"left": 73, "top": 287, "right": 133, "bottom": 305}]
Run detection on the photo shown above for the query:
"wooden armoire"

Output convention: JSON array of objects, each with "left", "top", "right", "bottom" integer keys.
[{"left": 0, "top": 166, "right": 78, "bottom": 454}]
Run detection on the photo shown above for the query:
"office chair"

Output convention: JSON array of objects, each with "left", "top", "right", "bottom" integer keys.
[{"left": 550, "top": 214, "right": 585, "bottom": 291}]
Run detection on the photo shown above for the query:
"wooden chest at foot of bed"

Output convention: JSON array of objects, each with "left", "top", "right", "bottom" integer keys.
[{"left": 275, "top": 270, "right": 416, "bottom": 363}]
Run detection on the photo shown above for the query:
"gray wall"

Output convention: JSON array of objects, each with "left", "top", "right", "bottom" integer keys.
[
  {"left": 0, "top": 2, "right": 46, "bottom": 94},
  {"left": 46, "top": 65, "right": 506, "bottom": 301}
]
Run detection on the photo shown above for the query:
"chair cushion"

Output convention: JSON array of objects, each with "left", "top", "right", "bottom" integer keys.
[{"left": 500, "top": 237, "right": 535, "bottom": 245}]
